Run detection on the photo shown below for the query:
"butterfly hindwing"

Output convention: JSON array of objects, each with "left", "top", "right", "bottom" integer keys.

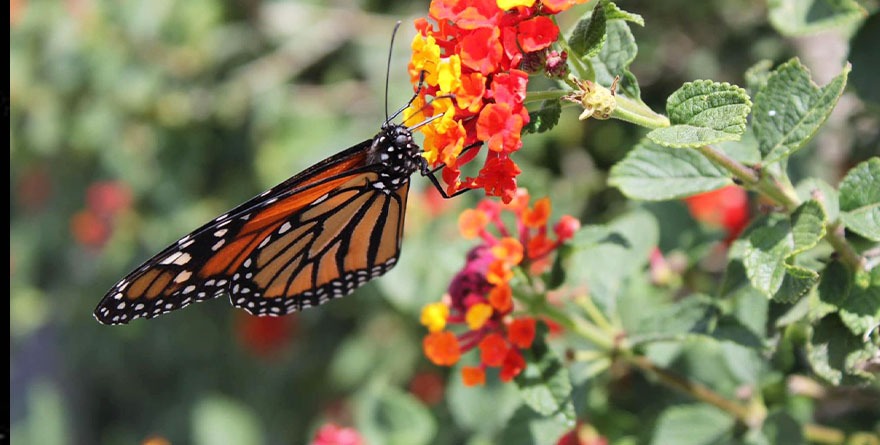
[{"left": 229, "top": 178, "right": 410, "bottom": 315}]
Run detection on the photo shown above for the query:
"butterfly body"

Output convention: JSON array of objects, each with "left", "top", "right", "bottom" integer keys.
[{"left": 94, "top": 123, "right": 421, "bottom": 325}]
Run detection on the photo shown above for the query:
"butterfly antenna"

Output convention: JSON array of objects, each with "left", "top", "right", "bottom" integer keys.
[
  {"left": 384, "top": 21, "right": 403, "bottom": 126},
  {"left": 401, "top": 94, "right": 455, "bottom": 127}
]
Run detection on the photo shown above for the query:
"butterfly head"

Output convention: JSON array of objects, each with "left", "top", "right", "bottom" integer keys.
[{"left": 368, "top": 124, "right": 421, "bottom": 186}]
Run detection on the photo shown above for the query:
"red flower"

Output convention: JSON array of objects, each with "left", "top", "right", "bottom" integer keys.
[
  {"left": 311, "top": 423, "right": 364, "bottom": 445},
  {"left": 86, "top": 181, "right": 132, "bottom": 218},
  {"left": 683, "top": 185, "right": 749, "bottom": 242},
  {"left": 408, "top": 0, "right": 574, "bottom": 202},
  {"left": 477, "top": 103, "right": 527, "bottom": 154},
  {"left": 235, "top": 313, "right": 297, "bottom": 358},
  {"left": 508, "top": 318, "right": 537, "bottom": 349},
  {"left": 71, "top": 210, "right": 111, "bottom": 250},
  {"left": 500, "top": 349, "right": 526, "bottom": 382},
  {"left": 479, "top": 333, "right": 510, "bottom": 366},
  {"left": 471, "top": 155, "right": 522, "bottom": 204},
  {"left": 424, "top": 331, "right": 462, "bottom": 366},
  {"left": 517, "top": 16, "right": 559, "bottom": 52},
  {"left": 409, "top": 372, "right": 445, "bottom": 405},
  {"left": 420, "top": 190, "right": 580, "bottom": 386},
  {"left": 459, "top": 27, "right": 504, "bottom": 74}
]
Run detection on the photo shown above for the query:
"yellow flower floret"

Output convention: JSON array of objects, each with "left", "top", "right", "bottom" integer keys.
[{"left": 420, "top": 302, "right": 450, "bottom": 333}]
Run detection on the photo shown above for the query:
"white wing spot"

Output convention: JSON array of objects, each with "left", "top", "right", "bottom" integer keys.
[
  {"left": 212, "top": 239, "right": 225, "bottom": 251},
  {"left": 174, "top": 270, "right": 192, "bottom": 283},
  {"left": 161, "top": 252, "right": 182, "bottom": 265},
  {"left": 214, "top": 229, "right": 228, "bottom": 238},
  {"left": 183, "top": 285, "right": 196, "bottom": 294},
  {"left": 173, "top": 253, "right": 192, "bottom": 265},
  {"left": 116, "top": 302, "right": 126, "bottom": 310},
  {"left": 279, "top": 222, "right": 292, "bottom": 234}
]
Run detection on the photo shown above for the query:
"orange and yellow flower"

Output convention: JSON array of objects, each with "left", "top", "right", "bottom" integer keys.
[
  {"left": 418, "top": 189, "right": 581, "bottom": 385},
  {"left": 406, "top": 0, "right": 588, "bottom": 202}
]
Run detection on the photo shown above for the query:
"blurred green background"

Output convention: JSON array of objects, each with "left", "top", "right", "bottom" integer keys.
[{"left": 10, "top": 0, "right": 878, "bottom": 444}]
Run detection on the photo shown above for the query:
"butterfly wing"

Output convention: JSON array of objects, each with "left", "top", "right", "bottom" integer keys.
[{"left": 94, "top": 139, "right": 409, "bottom": 325}]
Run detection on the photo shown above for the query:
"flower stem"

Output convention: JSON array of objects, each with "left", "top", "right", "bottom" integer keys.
[
  {"left": 536, "top": 301, "right": 614, "bottom": 351},
  {"left": 694, "top": 144, "right": 865, "bottom": 272},
  {"left": 574, "top": 294, "right": 615, "bottom": 333},
  {"left": 612, "top": 94, "right": 669, "bottom": 129},
  {"left": 623, "top": 353, "right": 764, "bottom": 427},
  {"left": 524, "top": 90, "right": 569, "bottom": 104}
]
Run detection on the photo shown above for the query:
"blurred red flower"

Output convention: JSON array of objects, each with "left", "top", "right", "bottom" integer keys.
[
  {"left": 310, "top": 423, "right": 364, "bottom": 445},
  {"left": 683, "top": 185, "right": 749, "bottom": 242},
  {"left": 235, "top": 313, "right": 297, "bottom": 358}
]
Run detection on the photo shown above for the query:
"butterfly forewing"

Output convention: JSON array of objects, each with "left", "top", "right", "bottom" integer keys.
[{"left": 94, "top": 126, "right": 421, "bottom": 325}]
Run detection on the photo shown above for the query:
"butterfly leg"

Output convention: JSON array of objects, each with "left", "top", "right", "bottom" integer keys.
[{"left": 418, "top": 142, "right": 482, "bottom": 199}]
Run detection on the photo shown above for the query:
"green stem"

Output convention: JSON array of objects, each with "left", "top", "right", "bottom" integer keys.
[
  {"left": 825, "top": 221, "right": 867, "bottom": 272},
  {"left": 524, "top": 90, "right": 569, "bottom": 104},
  {"left": 612, "top": 94, "right": 670, "bottom": 129},
  {"left": 694, "top": 144, "right": 865, "bottom": 272},
  {"left": 694, "top": 145, "right": 760, "bottom": 185},
  {"left": 536, "top": 302, "right": 614, "bottom": 351},
  {"left": 623, "top": 353, "right": 764, "bottom": 427},
  {"left": 557, "top": 38, "right": 591, "bottom": 81},
  {"left": 574, "top": 294, "right": 615, "bottom": 333}
]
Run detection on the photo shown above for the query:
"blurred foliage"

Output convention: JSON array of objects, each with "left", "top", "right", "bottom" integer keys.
[{"left": 10, "top": 0, "right": 880, "bottom": 444}]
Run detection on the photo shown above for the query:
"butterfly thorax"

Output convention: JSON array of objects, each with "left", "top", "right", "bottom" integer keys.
[{"left": 366, "top": 124, "right": 421, "bottom": 193}]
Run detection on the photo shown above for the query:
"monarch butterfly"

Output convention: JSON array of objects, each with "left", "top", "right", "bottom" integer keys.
[
  {"left": 94, "top": 118, "right": 454, "bottom": 325},
  {"left": 93, "top": 25, "right": 465, "bottom": 325}
]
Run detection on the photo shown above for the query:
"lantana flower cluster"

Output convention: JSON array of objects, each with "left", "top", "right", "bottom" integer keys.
[
  {"left": 405, "top": 0, "right": 586, "bottom": 203},
  {"left": 421, "top": 189, "right": 580, "bottom": 385}
]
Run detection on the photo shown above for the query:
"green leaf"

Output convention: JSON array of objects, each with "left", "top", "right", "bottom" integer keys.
[
  {"left": 808, "top": 314, "right": 878, "bottom": 385},
  {"left": 515, "top": 327, "right": 576, "bottom": 422},
  {"left": 603, "top": 1, "right": 645, "bottom": 25},
  {"left": 717, "top": 127, "right": 762, "bottom": 167},
  {"left": 818, "top": 260, "right": 852, "bottom": 308},
  {"left": 588, "top": 20, "right": 641, "bottom": 100},
  {"left": 849, "top": 13, "right": 880, "bottom": 106},
  {"left": 524, "top": 100, "right": 561, "bottom": 135},
  {"left": 567, "top": 1, "right": 607, "bottom": 59},
  {"left": 795, "top": 178, "right": 840, "bottom": 223},
  {"left": 741, "top": 217, "right": 795, "bottom": 296},
  {"left": 790, "top": 200, "right": 827, "bottom": 254},
  {"left": 561, "top": 210, "right": 659, "bottom": 312},
  {"left": 648, "top": 81, "right": 752, "bottom": 148},
  {"left": 193, "top": 395, "right": 264, "bottom": 445},
  {"left": 744, "top": 60, "right": 774, "bottom": 95},
  {"left": 761, "top": 411, "right": 805, "bottom": 445},
  {"left": 651, "top": 404, "right": 735, "bottom": 445},
  {"left": 328, "top": 314, "right": 419, "bottom": 389},
  {"left": 496, "top": 405, "right": 571, "bottom": 445},
  {"left": 447, "top": 362, "right": 521, "bottom": 435},
  {"left": 354, "top": 383, "right": 436, "bottom": 445},
  {"left": 775, "top": 264, "right": 819, "bottom": 303},
  {"left": 768, "top": 0, "right": 867, "bottom": 36},
  {"left": 608, "top": 140, "right": 731, "bottom": 200},
  {"left": 568, "top": 1, "right": 644, "bottom": 61},
  {"left": 740, "top": 202, "right": 825, "bottom": 300},
  {"left": 629, "top": 294, "right": 719, "bottom": 344},
  {"left": 713, "top": 315, "right": 767, "bottom": 349},
  {"left": 752, "top": 59, "right": 850, "bottom": 164},
  {"left": 18, "top": 381, "right": 69, "bottom": 445},
  {"left": 843, "top": 267, "right": 880, "bottom": 335},
  {"left": 838, "top": 157, "right": 880, "bottom": 241}
]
